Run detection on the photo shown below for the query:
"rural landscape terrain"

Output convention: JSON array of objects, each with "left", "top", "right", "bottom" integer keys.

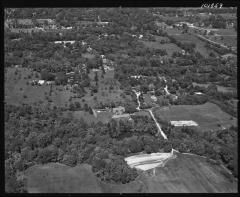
[{"left": 4, "top": 7, "right": 238, "bottom": 193}]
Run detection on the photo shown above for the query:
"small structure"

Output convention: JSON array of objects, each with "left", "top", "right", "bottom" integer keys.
[
  {"left": 125, "top": 150, "right": 175, "bottom": 171},
  {"left": 194, "top": 92, "right": 203, "bottom": 95},
  {"left": 104, "top": 65, "right": 114, "bottom": 71},
  {"left": 38, "top": 80, "right": 45, "bottom": 85},
  {"left": 66, "top": 71, "right": 75, "bottom": 76},
  {"left": 139, "top": 34, "right": 143, "bottom": 39},
  {"left": 112, "top": 106, "right": 125, "bottom": 115},
  {"left": 87, "top": 46, "right": 92, "bottom": 52},
  {"left": 151, "top": 95, "right": 157, "bottom": 102},
  {"left": 46, "top": 81, "right": 55, "bottom": 85},
  {"left": 170, "top": 120, "right": 198, "bottom": 127},
  {"left": 112, "top": 113, "right": 131, "bottom": 119}
]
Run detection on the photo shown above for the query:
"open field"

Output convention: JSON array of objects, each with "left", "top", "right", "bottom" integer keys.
[
  {"left": 4, "top": 67, "right": 76, "bottom": 108},
  {"left": 219, "top": 13, "right": 236, "bottom": 20},
  {"left": 206, "top": 28, "right": 237, "bottom": 47},
  {"left": 153, "top": 102, "right": 237, "bottom": 131},
  {"left": 138, "top": 152, "right": 238, "bottom": 192},
  {"left": 82, "top": 53, "right": 95, "bottom": 59},
  {"left": 5, "top": 67, "right": 50, "bottom": 106},
  {"left": 154, "top": 35, "right": 170, "bottom": 42},
  {"left": 172, "top": 33, "right": 216, "bottom": 57},
  {"left": 133, "top": 110, "right": 151, "bottom": 118},
  {"left": 192, "top": 82, "right": 237, "bottom": 94},
  {"left": 5, "top": 67, "right": 126, "bottom": 109},
  {"left": 140, "top": 40, "right": 182, "bottom": 57},
  {"left": 73, "top": 110, "right": 112, "bottom": 124},
  {"left": 164, "top": 28, "right": 182, "bottom": 35},
  {"left": 25, "top": 152, "right": 238, "bottom": 193}
]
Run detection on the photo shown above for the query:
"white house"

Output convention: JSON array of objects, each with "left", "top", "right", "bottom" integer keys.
[{"left": 38, "top": 80, "right": 45, "bottom": 85}]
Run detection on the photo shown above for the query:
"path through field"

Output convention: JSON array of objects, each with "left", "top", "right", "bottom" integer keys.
[{"left": 148, "top": 109, "right": 168, "bottom": 140}]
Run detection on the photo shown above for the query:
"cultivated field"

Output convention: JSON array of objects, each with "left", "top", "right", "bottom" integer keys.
[
  {"left": 25, "top": 152, "right": 238, "bottom": 193},
  {"left": 153, "top": 102, "right": 237, "bottom": 131}
]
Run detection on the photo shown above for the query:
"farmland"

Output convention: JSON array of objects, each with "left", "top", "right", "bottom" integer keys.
[
  {"left": 5, "top": 67, "right": 126, "bottom": 110},
  {"left": 4, "top": 7, "right": 238, "bottom": 193},
  {"left": 172, "top": 33, "right": 216, "bottom": 57},
  {"left": 25, "top": 152, "right": 238, "bottom": 193},
  {"left": 153, "top": 102, "right": 237, "bottom": 131}
]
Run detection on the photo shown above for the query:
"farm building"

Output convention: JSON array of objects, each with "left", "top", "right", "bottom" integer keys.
[
  {"left": 112, "top": 106, "right": 125, "bottom": 115},
  {"left": 194, "top": 92, "right": 203, "bottom": 95},
  {"left": 170, "top": 120, "right": 198, "bottom": 127},
  {"left": 112, "top": 113, "right": 131, "bottom": 120},
  {"left": 125, "top": 150, "right": 175, "bottom": 171}
]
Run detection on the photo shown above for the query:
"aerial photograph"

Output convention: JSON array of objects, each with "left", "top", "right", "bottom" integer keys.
[{"left": 4, "top": 7, "right": 238, "bottom": 193}]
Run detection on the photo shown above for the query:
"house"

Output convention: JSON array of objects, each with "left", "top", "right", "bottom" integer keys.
[
  {"left": 112, "top": 106, "right": 125, "bottom": 115},
  {"left": 38, "top": 80, "right": 45, "bottom": 85},
  {"left": 194, "top": 92, "right": 203, "bottom": 95},
  {"left": 139, "top": 34, "right": 143, "bottom": 39}
]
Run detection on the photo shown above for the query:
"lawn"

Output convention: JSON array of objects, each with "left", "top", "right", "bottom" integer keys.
[
  {"left": 140, "top": 40, "right": 182, "bottom": 57},
  {"left": 172, "top": 33, "right": 215, "bottom": 57},
  {"left": 5, "top": 67, "right": 50, "bottom": 106},
  {"left": 5, "top": 67, "right": 76, "bottom": 108},
  {"left": 5, "top": 67, "right": 126, "bottom": 110},
  {"left": 82, "top": 53, "right": 95, "bottom": 59},
  {"left": 153, "top": 102, "right": 237, "bottom": 131},
  {"left": 25, "top": 153, "right": 237, "bottom": 193},
  {"left": 192, "top": 82, "right": 236, "bottom": 94}
]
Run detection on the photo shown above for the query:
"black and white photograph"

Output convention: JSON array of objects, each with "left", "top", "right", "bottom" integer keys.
[{"left": 3, "top": 5, "right": 238, "bottom": 193}]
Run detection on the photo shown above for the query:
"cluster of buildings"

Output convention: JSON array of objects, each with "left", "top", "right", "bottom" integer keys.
[
  {"left": 30, "top": 79, "right": 55, "bottom": 86},
  {"left": 93, "top": 106, "right": 132, "bottom": 120}
]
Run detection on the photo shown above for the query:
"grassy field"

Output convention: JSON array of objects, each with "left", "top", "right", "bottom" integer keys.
[
  {"left": 82, "top": 53, "right": 95, "bottom": 59},
  {"left": 164, "top": 28, "right": 182, "bottom": 35},
  {"left": 192, "top": 82, "right": 236, "bottom": 94},
  {"left": 25, "top": 153, "right": 238, "bottom": 193},
  {"left": 73, "top": 110, "right": 112, "bottom": 124},
  {"left": 25, "top": 163, "right": 103, "bottom": 193},
  {"left": 154, "top": 35, "right": 170, "bottom": 42},
  {"left": 153, "top": 102, "right": 237, "bottom": 131},
  {"left": 5, "top": 67, "right": 126, "bottom": 110},
  {"left": 172, "top": 33, "right": 216, "bottom": 57},
  {"left": 139, "top": 152, "right": 238, "bottom": 192},
  {"left": 206, "top": 28, "right": 237, "bottom": 47},
  {"left": 140, "top": 40, "right": 182, "bottom": 57},
  {"left": 5, "top": 67, "right": 50, "bottom": 106}
]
